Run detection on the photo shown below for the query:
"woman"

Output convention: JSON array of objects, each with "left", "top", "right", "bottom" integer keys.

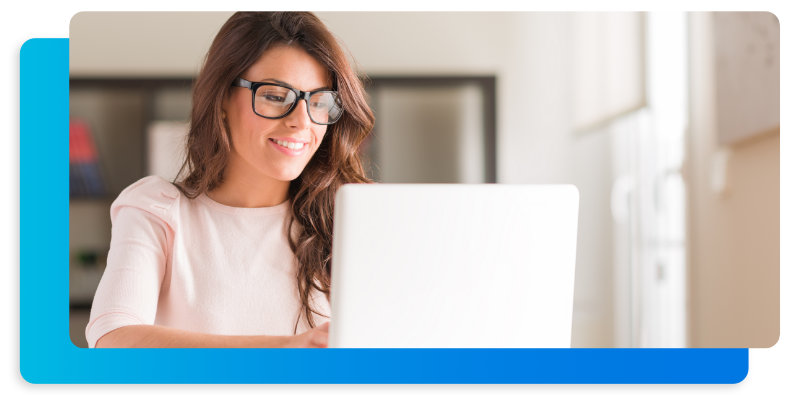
[{"left": 86, "top": 12, "right": 374, "bottom": 348}]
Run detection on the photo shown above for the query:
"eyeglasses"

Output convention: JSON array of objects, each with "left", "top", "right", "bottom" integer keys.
[{"left": 232, "top": 77, "right": 344, "bottom": 125}]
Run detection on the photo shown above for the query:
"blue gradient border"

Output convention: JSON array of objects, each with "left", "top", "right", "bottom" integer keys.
[{"left": 19, "top": 38, "right": 749, "bottom": 384}]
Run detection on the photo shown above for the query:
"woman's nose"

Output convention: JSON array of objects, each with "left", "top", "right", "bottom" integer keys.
[{"left": 284, "top": 98, "right": 313, "bottom": 129}]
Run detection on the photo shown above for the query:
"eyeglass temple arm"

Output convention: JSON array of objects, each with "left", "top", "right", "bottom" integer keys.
[{"left": 232, "top": 78, "right": 251, "bottom": 88}]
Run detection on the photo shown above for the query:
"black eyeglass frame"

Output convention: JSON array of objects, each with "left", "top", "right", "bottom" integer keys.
[{"left": 231, "top": 77, "right": 343, "bottom": 125}]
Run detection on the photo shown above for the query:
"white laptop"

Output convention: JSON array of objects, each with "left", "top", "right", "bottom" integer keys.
[{"left": 328, "top": 184, "right": 579, "bottom": 348}]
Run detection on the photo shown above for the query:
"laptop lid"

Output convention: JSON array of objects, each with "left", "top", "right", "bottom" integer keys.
[{"left": 328, "top": 184, "right": 579, "bottom": 348}]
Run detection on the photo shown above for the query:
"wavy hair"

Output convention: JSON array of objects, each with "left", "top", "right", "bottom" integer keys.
[{"left": 177, "top": 12, "right": 374, "bottom": 331}]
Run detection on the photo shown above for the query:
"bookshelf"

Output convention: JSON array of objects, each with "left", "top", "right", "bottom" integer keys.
[{"left": 68, "top": 78, "right": 193, "bottom": 347}]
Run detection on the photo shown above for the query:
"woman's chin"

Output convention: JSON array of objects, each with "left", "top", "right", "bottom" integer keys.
[{"left": 268, "top": 168, "right": 305, "bottom": 183}]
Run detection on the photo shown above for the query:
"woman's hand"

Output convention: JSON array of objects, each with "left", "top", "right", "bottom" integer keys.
[{"left": 284, "top": 321, "right": 329, "bottom": 348}]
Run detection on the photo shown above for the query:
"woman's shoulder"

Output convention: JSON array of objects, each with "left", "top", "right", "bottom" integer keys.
[{"left": 110, "top": 176, "right": 182, "bottom": 224}]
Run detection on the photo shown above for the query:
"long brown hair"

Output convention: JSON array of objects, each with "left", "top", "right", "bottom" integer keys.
[{"left": 177, "top": 12, "right": 374, "bottom": 331}]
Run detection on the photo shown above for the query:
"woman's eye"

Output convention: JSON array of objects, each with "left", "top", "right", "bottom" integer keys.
[
  {"left": 309, "top": 95, "right": 332, "bottom": 109},
  {"left": 263, "top": 94, "right": 286, "bottom": 102}
]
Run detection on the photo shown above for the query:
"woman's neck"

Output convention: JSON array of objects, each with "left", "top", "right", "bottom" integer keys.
[{"left": 206, "top": 159, "right": 290, "bottom": 208}]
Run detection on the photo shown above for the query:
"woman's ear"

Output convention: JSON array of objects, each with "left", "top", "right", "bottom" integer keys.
[{"left": 221, "top": 89, "right": 233, "bottom": 120}]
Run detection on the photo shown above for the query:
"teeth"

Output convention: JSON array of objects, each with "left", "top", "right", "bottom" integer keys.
[{"left": 273, "top": 139, "right": 305, "bottom": 150}]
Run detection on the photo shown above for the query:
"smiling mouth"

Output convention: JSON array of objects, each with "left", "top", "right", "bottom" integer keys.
[
  {"left": 268, "top": 138, "right": 308, "bottom": 155},
  {"left": 270, "top": 138, "right": 307, "bottom": 150}
]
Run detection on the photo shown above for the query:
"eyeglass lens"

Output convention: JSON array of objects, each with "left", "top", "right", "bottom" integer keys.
[{"left": 254, "top": 85, "right": 343, "bottom": 124}]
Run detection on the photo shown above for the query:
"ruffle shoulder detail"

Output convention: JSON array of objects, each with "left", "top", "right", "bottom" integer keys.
[{"left": 110, "top": 176, "right": 181, "bottom": 228}]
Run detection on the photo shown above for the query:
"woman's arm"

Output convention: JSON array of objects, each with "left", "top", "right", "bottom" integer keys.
[{"left": 95, "top": 321, "right": 329, "bottom": 348}]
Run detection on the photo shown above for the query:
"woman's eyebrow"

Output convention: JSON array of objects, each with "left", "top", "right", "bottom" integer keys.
[{"left": 260, "top": 78, "right": 332, "bottom": 91}]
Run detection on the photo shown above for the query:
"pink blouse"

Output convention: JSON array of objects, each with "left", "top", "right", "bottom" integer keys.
[{"left": 85, "top": 176, "right": 329, "bottom": 347}]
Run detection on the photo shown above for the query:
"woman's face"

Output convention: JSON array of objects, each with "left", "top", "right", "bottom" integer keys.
[{"left": 223, "top": 45, "right": 331, "bottom": 183}]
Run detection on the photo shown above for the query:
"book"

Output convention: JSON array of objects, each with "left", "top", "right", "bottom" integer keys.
[{"left": 69, "top": 119, "right": 105, "bottom": 197}]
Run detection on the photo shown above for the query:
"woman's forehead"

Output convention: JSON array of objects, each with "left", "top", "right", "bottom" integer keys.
[{"left": 244, "top": 45, "right": 332, "bottom": 91}]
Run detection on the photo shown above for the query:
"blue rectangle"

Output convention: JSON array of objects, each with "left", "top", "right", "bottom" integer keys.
[{"left": 19, "top": 37, "right": 748, "bottom": 384}]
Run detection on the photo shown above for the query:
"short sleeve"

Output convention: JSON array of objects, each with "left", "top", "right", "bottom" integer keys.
[{"left": 85, "top": 176, "right": 180, "bottom": 348}]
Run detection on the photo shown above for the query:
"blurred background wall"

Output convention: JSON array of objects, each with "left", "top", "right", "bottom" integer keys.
[
  {"left": 687, "top": 12, "right": 780, "bottom": 348},
  {"left": 69, "top": 11, "right": 779, "bottom": 348}
]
